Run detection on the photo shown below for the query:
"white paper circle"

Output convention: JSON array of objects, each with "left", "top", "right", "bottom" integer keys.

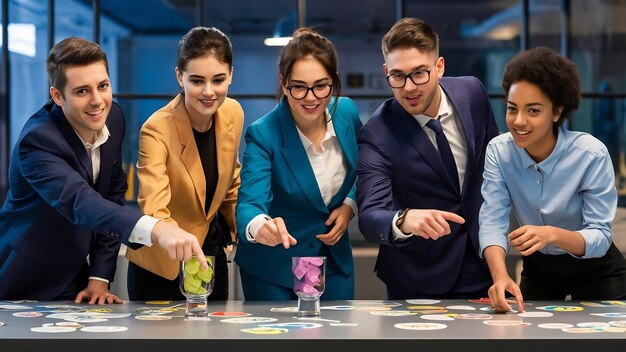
[
  {"left": 538, "top": 323, "right": 574, "bottom": 329},
  {"left": 420, "top": 314, "right": 455, "bottom": 321},
  {"left": 394, "top": 322, "right": 447, "bottom": 330},
  {"left": 405, "top": 299, "right": 441, "bottom": 305},
  {"left": 80, "top": 326, "right": 128, "bottom": 332},
  {"left": 31, "top": 326, "right": 76, "bottom": 333},
  {"left": 517, "top": 312, "right": 553, "bottom": 318}
]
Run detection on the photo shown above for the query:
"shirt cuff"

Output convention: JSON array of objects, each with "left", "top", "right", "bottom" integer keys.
[
  {"left": 577, "top": 229, "right": 609, "bottom": 259},
  {"left": 391, "top": 211, "right": 413, "bottom": 241},
  {"left": 245, "top": 214, "right": 271, "bottom": 243},
  {"left": 129, "top": 215, "right": 159, "bottom": 246},
  {"left": 343, "top": 198, "right": 357, "bottom": 218},
  {"left": 88, "top": 276, "right": 109, "bottom": 284},
  {"left": 478, "top": 234, "right": 509, "bottom": 258}
]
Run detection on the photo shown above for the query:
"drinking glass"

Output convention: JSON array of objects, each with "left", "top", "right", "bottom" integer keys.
[
  {"left": 292, "top": 256, "right": 326, "bottom": 317},
  {"left": 179, "top": 255, "right": 215, "bottom": 317}
]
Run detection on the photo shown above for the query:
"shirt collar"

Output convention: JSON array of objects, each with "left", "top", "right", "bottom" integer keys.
[
  {"left": 295, "top": 110, "right": 336, "bottom": 151},
  {"left": 413, "top": 86, "right": 454, "bottom": 127},
  {"left": 517, "top": 127, "right": 564, "bottom": 175},
  {"left": 75, "top": 125, "right": 110, "bottom": 149}
]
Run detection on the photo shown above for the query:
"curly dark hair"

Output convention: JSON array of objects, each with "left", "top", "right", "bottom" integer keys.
[{"left": 501, "top": 46, "right": 581, "bottom": 125}]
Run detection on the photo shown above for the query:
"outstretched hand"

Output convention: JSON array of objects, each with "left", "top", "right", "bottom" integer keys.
[
  {"left": 256, "top": 217, "right": 298, "bottom": 249},
  {"left": 487, "top": 275, "right": 524, "bottom": 312},
  {"left": 151, "top": 221, "right": 208, "bottom": 271},
  {"left": 399, "top": 209, "right": 465, "bottom": 240}
]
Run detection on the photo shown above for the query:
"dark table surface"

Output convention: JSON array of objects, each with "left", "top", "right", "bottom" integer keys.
[{"left": 1, "top": 299, "right": 626, "bottom": 352}]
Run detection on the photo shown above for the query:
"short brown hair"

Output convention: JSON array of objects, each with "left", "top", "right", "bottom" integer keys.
[
  {"left": 381, "top": 17, "right": 439, "bottom": 57},
  {"left": 46, "top": 37, "right": 109, "bottom": 96}
]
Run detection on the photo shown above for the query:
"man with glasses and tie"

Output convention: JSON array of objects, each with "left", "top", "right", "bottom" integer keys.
[{"left": 356, "top": 18, "right": 499, "bottom": 299}]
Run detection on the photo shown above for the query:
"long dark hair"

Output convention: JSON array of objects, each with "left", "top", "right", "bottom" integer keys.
[
  {"left": 177, "top": 26, "right": 233, "bottom": 71},
  {"left": 277, "top": 27, "right": 341, "bottom": 117}
]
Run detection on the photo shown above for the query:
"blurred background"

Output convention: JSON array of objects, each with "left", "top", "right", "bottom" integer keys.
[{"left": 1, "top": 0, "right": 626, "bottom": 299}]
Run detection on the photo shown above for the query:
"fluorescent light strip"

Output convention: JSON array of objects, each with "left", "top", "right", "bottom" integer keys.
[{"left": 264, "top": 36, "right": 293, "bottom": 47}]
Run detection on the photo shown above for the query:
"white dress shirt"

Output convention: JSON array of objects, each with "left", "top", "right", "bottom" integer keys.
[
  {"left": 75, "top": 126, "right": 157, "bottom": 283},
  {"left": 392, "top": 86, "right": 468, "bottom": 240}
]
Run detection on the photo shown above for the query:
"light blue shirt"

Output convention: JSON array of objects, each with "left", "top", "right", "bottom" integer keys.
[{"left": 479, "top": 127, "right": 616, "bottom": 259}]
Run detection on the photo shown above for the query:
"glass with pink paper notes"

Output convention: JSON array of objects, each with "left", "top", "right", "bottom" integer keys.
[{"left": 292, "top": 256, "right": 326, "bottom": 317}]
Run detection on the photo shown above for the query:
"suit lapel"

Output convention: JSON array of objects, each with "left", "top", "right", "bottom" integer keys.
[
  {"left": 50, "top": 102, "right": 94, "bottom": 184},
  {"left": 278, "top": 100, "right": 327, "bottom": 213},
  {"left": 441, "top": 80, "right": 476, "bottom": 197},
  {"left": 390, "top": 99, "right": 458, "bottom": 192},
  {"left": 332, "top": 110, "right": 356, "bottom": 171},
  {"left": 329, "top": 105, "right": 356, "bottom": 209},
  {"left": 206, "top": 104, "right": 235, "bottom": 218},
  {"left": 173, "top": 96, "right": 207, "bottom": 213}
]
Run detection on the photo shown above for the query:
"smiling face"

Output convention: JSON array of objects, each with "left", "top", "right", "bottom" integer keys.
[
  {"left": 383, "top": 47, "right": 444, "bottom": 117},
  {"left": 281, "top": 56, "right": 333, "bottom": 128},
  {"left": 176, "top": 54, "right": 232, "bottom": 128},
  {"left": 50, "top": 61, "right": 112, "bottom": 143},
  {"left": 506, "top": 80, "right": 562, "bottom": 163}
]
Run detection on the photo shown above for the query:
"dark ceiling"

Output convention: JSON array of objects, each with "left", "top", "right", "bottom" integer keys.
[{"left": 82, "top": 0, "right": 520, "bottom": 39}]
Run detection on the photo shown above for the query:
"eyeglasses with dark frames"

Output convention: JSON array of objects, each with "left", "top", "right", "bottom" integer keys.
[
  {"left": 284, "top": 83, "right": 333, "bottom": 100},
  {"left": 386, "top": 62, "right": 437, "bottom": 88}
]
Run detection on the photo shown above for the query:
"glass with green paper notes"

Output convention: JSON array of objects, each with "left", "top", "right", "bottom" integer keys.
[{"left": 179, "top": 255, "right": 215, "bottom": 317}]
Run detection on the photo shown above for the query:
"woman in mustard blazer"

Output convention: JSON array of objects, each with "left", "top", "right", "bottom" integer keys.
[
  {"left": 235, "top": 29, "right": 362, "bottom": 300},
  {"left": 126, "top": 27, "right": 243, "bottom": 300}
]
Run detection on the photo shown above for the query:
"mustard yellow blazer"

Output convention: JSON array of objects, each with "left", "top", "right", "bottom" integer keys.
[{"left": 126, "top": 94, "right": 243, "bottom": 280}]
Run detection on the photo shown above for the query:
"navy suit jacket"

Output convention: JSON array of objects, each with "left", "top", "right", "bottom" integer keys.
[
  {"left": 0, "top": 101, "right": 143, "bottom": 300},
  {"left": 236, "top": 97, "right": 362, "bottom": 289},
  {"left": 356, "top": 77, "right": 499, "bottom": 295}
]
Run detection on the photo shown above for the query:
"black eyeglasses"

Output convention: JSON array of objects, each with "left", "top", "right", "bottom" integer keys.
[
  {"left": 284, "top": 83, "right": 333, "bottom": 100},
  {"left": 386, "top": 64, "right": 436, "bottom": 88}
]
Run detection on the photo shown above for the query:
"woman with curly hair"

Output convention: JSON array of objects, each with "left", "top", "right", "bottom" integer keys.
[{"left": 479, "top": 47, "right": 626, "bottom": 312}]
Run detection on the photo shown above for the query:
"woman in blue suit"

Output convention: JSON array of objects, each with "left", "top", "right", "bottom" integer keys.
[{"left": 235, "top": 28, "right": 362, "bottom": 300}]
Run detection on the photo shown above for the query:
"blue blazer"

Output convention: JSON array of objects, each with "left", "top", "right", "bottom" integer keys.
[
  {"left": 236, "top": 97, "right": 362, "bottom": 288},
  {"left": 0, "top": 101, "right": 143, "bottom": 300},
  {"left": 356, "top": 77, "right": 499, "bottom": 295}
]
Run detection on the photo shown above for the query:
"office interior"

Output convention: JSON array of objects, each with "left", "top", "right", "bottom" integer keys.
[{"left": 1, "top": 0, "right": 626, "bottom": 300}]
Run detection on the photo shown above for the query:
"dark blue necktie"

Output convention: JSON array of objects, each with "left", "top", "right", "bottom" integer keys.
[{"left": 426, "top": 118, "right": 460, "bottom": 192}]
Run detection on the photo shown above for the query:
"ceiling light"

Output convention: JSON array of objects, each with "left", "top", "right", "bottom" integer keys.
[
  {"left": 264, "top": 36, "right": 292, "bottom": 46},
  {"left": 264, "top": 12, "right": 296, "bottom": 47}
]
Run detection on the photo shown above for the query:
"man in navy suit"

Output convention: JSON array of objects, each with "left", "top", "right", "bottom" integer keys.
[
  {"left": 357, "top": 18, "right": 499, "bottom": 299},
  {"left": 0, "top": 37, "right": 207, "bottom": 302}
]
